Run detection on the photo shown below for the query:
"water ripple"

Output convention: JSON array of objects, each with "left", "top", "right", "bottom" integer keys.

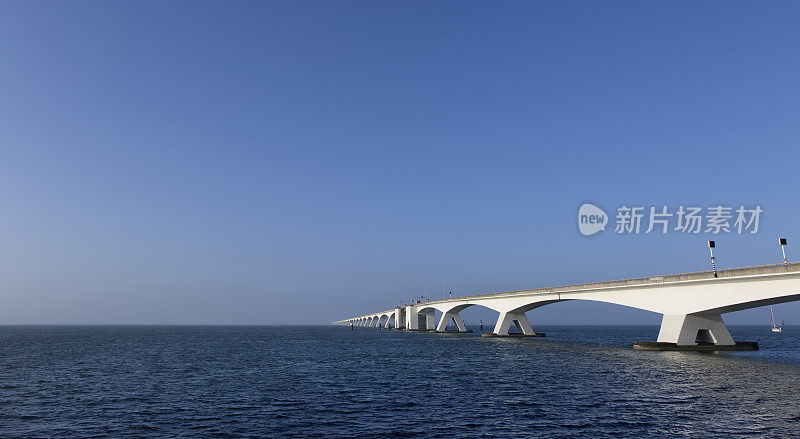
[{"left": 0, "top": 325, "right": 799, "bottom": 437}]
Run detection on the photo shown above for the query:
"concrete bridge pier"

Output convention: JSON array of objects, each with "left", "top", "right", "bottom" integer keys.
[
  {"left": 634, "top": 313, "right": 757, "bottom": 350},
  {"left": 404, "top": 306, "right": 435, "bottom": 330},
  {"left": 404, "top": 306, "right": 418, "bottom": 330},
  {"left": 394, "top": 308, "right": 405, "bottom": 329},
  {"left": 487, "top": 311, "right": 544, "bottom": 337},
  {"left": 657, "top": 313, "right": 735, "bottom": 346},
  {"left": 423, "top": 311, "right": 435, "bottom": 331},
  {"left": 436, "top": 312, "right": 469, "bottom": 332}
]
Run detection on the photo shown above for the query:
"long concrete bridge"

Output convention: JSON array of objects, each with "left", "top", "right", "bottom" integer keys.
[{"left": 335, "top": 263, "right": 800, "bottom": 350}]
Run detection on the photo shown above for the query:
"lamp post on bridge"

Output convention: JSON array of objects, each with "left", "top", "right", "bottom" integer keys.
[
  {"left": 780, "top": 238, "right": 788, "bottom": 265},
  {"left": 708, "top": 240, "right": 718, "bottom": 278}
]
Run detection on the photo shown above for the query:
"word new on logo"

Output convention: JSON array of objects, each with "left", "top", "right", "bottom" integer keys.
[{"left": 578, "top": 203, "right": 608, "bottom": 236}]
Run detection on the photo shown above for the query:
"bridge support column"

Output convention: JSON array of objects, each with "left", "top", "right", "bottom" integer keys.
[
  {"left": 493, "top": 311, "right": 536, "bottom": 336},
  {"left": 395, "top": 308, "right": 405, "bottom": 329},
  {"left": 436, "top": 312, "right": 468, "bottom": 332},
  {"left": 405, "top": 306, "right": 419, "bottom": 330},
  {"left": 424, "top": 311, "right": 435, "bottom": 330},
  {"left": 657, "top": 313, "right": 734, "bottom": 346}
]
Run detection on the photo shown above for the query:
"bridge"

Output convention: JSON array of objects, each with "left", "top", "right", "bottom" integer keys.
[{"left": 334, "top": 262, "right": 800, "bottom": 350}]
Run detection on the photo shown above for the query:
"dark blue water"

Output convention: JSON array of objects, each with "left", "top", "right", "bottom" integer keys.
[{"left": 1, "top": 325, "right": 799, "bottom": 437}]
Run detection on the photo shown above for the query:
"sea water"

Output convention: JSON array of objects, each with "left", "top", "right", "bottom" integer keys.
[{"left": 1, "top": 325, "right": 798, "bottom": 437}]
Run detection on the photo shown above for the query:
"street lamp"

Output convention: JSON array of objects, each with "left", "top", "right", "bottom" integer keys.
[
  {"left": 780, "top": 238, "right": 788, "bottom": 265},
  {"left": 708, "top": 240, "right": 718, "bottom": 278}
]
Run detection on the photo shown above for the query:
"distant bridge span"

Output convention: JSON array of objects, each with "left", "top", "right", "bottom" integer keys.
[{"left": 335, "top": 263, "right": 800, "bottom": 349}]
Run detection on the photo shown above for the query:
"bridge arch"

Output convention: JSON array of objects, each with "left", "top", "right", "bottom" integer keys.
[{"left": 412, "top": 302, "right": 504, "bottom": 332}]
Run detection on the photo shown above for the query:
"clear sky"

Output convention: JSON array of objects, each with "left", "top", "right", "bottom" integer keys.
[{"left": 1, "top": 1, "right": 799, "bottom": 325}]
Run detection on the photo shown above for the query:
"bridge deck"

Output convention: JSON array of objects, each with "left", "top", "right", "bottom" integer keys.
[
  {"left": 338, "top": 262, "right": 800, "bottom": 322},
  {"left": 418, "top": 262, "right": 800, "bottom": 306}
]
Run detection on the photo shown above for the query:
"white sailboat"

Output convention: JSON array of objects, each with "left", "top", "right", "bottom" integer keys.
[{"left": 770, "top": 305, "right": 783, "bottom": 333}]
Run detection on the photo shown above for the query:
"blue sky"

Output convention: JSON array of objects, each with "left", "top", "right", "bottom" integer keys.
[{"left": 1, "top": 1, "right": 799, "bottom": 324}]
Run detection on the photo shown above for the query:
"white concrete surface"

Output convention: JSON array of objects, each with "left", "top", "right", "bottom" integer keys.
[{"left": 335, "top": 263, "right": 800, "bottom": 346}]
